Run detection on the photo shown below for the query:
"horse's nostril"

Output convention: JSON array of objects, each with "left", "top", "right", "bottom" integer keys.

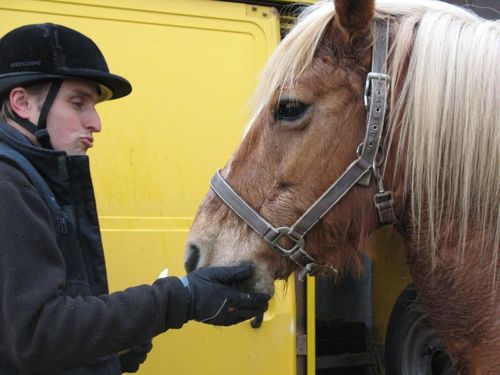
[{"left": 184, "top": 243, "right": 201, "bottom": 273}]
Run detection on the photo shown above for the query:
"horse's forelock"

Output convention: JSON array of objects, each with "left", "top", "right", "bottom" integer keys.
[{"left": 248, "top": 1, "right": 335, "bottom": 126}]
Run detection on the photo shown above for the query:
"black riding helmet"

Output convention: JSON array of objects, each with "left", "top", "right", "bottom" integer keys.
[{"left": 0, "top": 23, "right": 132, "bottom": 148}]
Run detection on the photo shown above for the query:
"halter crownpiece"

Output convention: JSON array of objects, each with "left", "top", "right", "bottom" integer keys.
[{"left": 210, "top": 19, "right": 395, "bottom": 280}]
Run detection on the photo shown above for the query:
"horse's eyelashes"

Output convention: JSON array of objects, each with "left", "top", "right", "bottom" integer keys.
[{"left": 274, "top": 100, "right": 310, "bottom": 123}]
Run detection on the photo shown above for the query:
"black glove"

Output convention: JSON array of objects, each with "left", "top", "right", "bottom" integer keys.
[
  {"left": 119, "top": 340, "right": 153, "bottom": 373},
  {"left": 181, "top": 265, "right": 270, "bottom": 326}
]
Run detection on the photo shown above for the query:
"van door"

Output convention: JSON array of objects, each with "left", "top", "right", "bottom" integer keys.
[{"left": 0, "top": 1, "right": 299, "bottom": 374}]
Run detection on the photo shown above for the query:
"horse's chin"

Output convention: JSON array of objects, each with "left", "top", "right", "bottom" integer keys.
[{"left": 251, "top": 264, "right": 276, "bottom": 296}]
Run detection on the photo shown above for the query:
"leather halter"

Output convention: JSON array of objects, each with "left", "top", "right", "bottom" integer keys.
[{"left": 209, "top": 19, "right": 395, "bottom": 280}]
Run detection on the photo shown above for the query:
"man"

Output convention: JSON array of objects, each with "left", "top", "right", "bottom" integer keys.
[{"left": 0, "top": 23, "right": 269, "bottom": 374}]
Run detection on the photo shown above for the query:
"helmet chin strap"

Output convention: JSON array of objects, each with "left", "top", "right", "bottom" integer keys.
[{"left": 8, "top": 79, "right": 62, "bottom": 149}]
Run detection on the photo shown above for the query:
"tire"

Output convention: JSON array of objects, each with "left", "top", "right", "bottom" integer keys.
[{"left": 385, "top": 286, "right": 456, "bottom": 375}]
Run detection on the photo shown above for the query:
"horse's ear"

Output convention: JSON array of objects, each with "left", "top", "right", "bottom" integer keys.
[{"left": 333, "top": 0, "right": 375, "bottom": 42}]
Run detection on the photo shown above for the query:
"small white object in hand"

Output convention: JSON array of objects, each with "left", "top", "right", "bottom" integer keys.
[{"left": 158, "top": 268, "right": 169, "bottom": 279}]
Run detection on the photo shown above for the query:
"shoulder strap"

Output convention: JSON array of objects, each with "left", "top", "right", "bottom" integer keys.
[{"left": 0, "top": 142, "right": 66, "bottom": 235}]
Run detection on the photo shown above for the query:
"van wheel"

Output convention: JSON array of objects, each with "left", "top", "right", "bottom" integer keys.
[{"left": 384, "top": 286, "right": 456, "bottom": 375}]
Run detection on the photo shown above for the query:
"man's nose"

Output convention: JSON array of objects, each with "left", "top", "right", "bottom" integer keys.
[{"left": 85, "top": 109, "right": 101, "bottom": 132}]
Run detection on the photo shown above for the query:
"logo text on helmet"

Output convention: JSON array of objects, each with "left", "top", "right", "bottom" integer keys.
[{"left": 10, "top": 60, "right": 42, "bottom": 68}]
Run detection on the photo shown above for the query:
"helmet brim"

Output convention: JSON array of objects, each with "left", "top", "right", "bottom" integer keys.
[{"left": 0, "top": 70, "right": 132, "bottom": 101}]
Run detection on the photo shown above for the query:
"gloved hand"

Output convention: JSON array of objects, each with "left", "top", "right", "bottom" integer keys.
[
  {"left": 119, "top": 340, "right": 153, "bottom": 373},
  {"left": 181, "top": 265, "right": 270, "bottom": 326}
]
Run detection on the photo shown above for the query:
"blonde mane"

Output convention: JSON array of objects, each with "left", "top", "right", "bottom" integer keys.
[{"left": 250, "top": 0, "right": 500, "bottom": 281}]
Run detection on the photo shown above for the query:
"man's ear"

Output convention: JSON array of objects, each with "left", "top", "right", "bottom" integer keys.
[
  {"left": 333, "top": 0, "right": 375, "bottom": 42},
  {"left": 9, "top": 87, "right": 35, "bottom": 119}
]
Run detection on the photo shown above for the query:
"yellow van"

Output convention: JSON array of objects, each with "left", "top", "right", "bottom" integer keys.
[{"left": 0, "top": 1, "right": 305, "bottom": 374}]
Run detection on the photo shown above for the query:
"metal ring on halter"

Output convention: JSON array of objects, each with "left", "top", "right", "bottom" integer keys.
[
  {"left": 374, "top": 147, "right": 386, "bottom": 168},
  {"left": 372, "top": 161, "right": 382, "bottom": 180},
  {"left": 269, "top": 227, "right": 306, "bottom": 256},
  {"left": 357, "top": 142, "right": 385, "bottom": 169},
  {"left": 356, "top": 142, "right": 364, "bottom": 157}
]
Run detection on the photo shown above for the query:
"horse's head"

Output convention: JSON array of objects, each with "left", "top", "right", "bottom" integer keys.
[
  {"left": 185, "top": 1, "right": 500, "bottom": 372},
  {"left": 186, "top": 0, "right": 394, "bottom": 295}
]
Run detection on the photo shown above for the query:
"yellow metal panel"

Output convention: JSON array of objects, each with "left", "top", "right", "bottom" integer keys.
[
  {"left": 372, "top": 228, "right": 412, "bottom": 346},
  {"left": 306, "top": 276, "right": 316, "bottom": 375},
  {"left": 0, "top": 1, "right": 297, "bottom": 374}
]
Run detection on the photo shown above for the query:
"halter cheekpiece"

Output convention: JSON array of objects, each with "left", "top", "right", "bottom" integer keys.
[{"left": 210, "top": 19, "right": 395, "bottom": 280}]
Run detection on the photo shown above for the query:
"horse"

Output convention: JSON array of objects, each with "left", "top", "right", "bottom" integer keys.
[{"left": 185, "top": 0, "right": 499, "bottom": 373}]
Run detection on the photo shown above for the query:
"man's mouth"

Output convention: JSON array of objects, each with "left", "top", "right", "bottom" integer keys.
[{"left": 80, "top": 137, "right": 94, "bottom": 148}]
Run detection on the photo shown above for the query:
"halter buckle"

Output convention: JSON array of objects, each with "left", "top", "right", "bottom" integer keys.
[
  {"left": 364, "top": 72, "right": 390, "bottom": 109},
  {"left": 374, "top": 191, "right": 396, "bottom": 224}
]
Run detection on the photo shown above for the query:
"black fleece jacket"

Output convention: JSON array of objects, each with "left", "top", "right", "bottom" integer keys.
[{"left": 0, "top": 124, "right": 190, "bottom": 374}]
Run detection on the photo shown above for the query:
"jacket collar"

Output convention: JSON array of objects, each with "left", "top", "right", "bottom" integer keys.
[{"left": 0, "top": 123, "right": 91, "bottom": 202}]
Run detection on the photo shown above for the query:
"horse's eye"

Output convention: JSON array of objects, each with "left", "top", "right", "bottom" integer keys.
[{"left": 274, "top": 100, "right": 310, "bottom": 122}]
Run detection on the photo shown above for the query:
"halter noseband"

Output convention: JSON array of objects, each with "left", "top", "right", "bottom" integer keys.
[{"left": 210, "top": 19, "right": 395, "bottom": 280}]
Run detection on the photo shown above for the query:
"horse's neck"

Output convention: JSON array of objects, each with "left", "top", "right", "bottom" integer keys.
[{"left": 398, "top": 203, "right": 497, "bottom": 270}]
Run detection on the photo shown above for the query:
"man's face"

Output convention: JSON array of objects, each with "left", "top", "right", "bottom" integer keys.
[{"left": 46, "top": 80, "right": 101, "bottom": 155}]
